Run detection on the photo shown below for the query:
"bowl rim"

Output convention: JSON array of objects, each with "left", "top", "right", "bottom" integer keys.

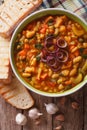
[{"left": 10, "top": 8, "right": 87, "bottom": 97}]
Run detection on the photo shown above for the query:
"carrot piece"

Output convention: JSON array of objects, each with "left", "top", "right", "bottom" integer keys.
[
  {"left": 24, "top": 43, "right": 30, "bottom": 50},
  {"left": 65, "top": 80, "right": 72, "bottom": 85},
  {"left": 22, "top": 30, "right": 26, "bottom": 35},
  {"left": 43, "top": 24, "right": 48, "bottom": 29},
  {"left": 69, "top": 45, "right": 75, "bottom": 50},
  {"left": 45, "top": 16, "right": 53, "bottom": 24},
  {"left": 46, "top": 81, "right": 56, "bottom": 87},
  {"left": 41, "top": 73, "right": 48, "bottom": 80},
  {"left": 40, "top": 28, "right": 46, "bottom": 34},
  {"left": 74, "top": 50, "right": 80, "bottom": 57},
  {"left": 26, "top": 22, "right": 35, "bottom": 30},
  {"left": 18, "top": 50, "right": 27, "bottom": 56},
  {"left": 40, "top": 24, "right": 48, "bottom": 34},
  {"left": 70, "top": 54, "right": 75, "bottom": 59}
]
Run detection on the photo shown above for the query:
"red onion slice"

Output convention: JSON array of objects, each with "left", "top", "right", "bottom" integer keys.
[
  {"left": 57, "top": 38, "right": 67, "bottom": 48},
  {"left": 50, "top": 62, "right": 61, "bottom": 72},
  {"left": 47, "top": 55, "right": 57, "bottom": 67},
  {"left": 45, "top": 36, "right": 59, "bottom": 53},
  {"left": 41, "top": 49, "right": 48, "bottom": 63},
  {"left": 57, "top": 49, "right": 68, "bottom": 62},
  {"left": 56, "top": 51, "right": 63, "bottom": 59},
  {"left": 41, "top": 36, "right": 69, "bottom": 72}
]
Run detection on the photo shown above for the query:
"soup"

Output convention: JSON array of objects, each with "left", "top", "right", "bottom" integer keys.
[{"left": 14, "top": 15, "right": 87, "bottom": 93}]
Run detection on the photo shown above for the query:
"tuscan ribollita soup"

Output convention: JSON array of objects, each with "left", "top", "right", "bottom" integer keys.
[{"left": 14, "top": 15, "right": 87, "bottom": 93}]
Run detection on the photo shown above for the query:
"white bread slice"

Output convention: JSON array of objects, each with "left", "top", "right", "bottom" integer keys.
[
  {"left": 0, "top": 19, "right": 10, "bottom": 35},
  {"left": 0, "top": 63, "right": 12, "bottom": 83},
  {"left": 0, "top": 36, "right": 11, "bottom": 84},
  {"left": 21, "top": 0, "right": 42, "bottom": 7},
  {"left": 0, "top": 0, "right": 43, "bottom": 38},
  {"left": 0, "top": 75, "right": 34, "bottom": 109},
  {"left": 0, "top": 10, "right": 14, "bottom": 27},
  {"left": 0, "top": 84, "right": 16, "bottom": 95},
  {"left": 0, "top": 66, "right": 9, "bottom": 73},
  {"left": 0, "top": 58, "right": 9, "bottom": 66}
]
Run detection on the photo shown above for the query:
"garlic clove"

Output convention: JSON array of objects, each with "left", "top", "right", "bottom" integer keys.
[
  {"left": 16, "top": 113, "right": 27, "bottom": 126},
  {"left": 28, "top": 108, "right": 43, "bottom": 120},
  {"left": 44, "top": 103, "right": 59, "bottom": 115},
  {"left": 37, "top": 113, "right": 43, "bottom": 116}
]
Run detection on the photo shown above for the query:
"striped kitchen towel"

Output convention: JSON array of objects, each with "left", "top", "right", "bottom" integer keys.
[{"left": 39, "top": 0, "right": 87, "bottom": 22}]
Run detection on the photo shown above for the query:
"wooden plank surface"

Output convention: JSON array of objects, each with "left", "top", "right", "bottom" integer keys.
[
  {"left": 83, "top": 84, "right": 87, "bottom": 130},
  {"left": 53, "top": 89, "right": 83, "bottom": 130},
  {"left": 0, "top": 96, "right": 22, "bottom": 130}
]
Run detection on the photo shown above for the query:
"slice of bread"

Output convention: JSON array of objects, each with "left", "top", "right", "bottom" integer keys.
[
  {"left": 0, "top": 0, "right": 43, "bottom": 38},
  {"left": 0, "top": 75, "right": 34, "bottom": 109},
  {"left": 0, "top": 36, "right": 11, "bottom": 84}
]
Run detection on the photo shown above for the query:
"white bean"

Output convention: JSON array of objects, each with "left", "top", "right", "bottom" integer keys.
[
  {"left": 30, "top": 58, "right": 36, "bottom": 66},
  {"left": 73, "top": 73, "right": 83, "bottom": 84},
  {"left": 73, "top": 56, "right": 82, "bottom": 64},
  {"left": 22, "top": 73, "right": 31, "bottom": 77},
  {"left": 52, "top": 74, "right": 59, "bottom": 79},
  {"left": 61, "top": 70, "right": 69, "bottom": 76},
  {"left": 82, "top": 60, "right": 87, "bottom": 72},
  {"left": 70, "top": 68, "right": 77, "bottom": 76},
  {"left": 26, "top": 30, "right": 35, "bottom": 38},
  {"left": 25, "top": 67, "right": 34, "bottom": 73},
  {"left": 58, "top": 84, "right": 64, "bottom": 90}
]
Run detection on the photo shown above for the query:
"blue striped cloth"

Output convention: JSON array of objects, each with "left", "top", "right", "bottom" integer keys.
[{"left": 38, "top": 0, "right": 87, "bottom": 22}]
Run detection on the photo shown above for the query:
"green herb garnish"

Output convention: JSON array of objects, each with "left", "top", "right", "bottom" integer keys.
[
  {"left": 35, "top": 43, "right": 43, "bottom": 50},
  {"left": 82, "top": 54, "right": 87, "bottom": 59},
  {"left": 79, "top": 48, "right": 84, "bottom": 53},
  {"left": 64, "top": 85, "right": 72, "bottom": 91},
  {"left": 36, "top": 54, "right": 41, "bottom": 62}
]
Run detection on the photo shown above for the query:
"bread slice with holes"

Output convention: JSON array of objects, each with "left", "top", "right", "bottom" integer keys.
[
  {"left": 0, "top": 36, "right": 12, "bottom": 84},
  {"left": 0, "top": 75, "right": 34, "bottom": 109},
  {"left": 0, "top": 0, "right": 42, "bottom": 38}
]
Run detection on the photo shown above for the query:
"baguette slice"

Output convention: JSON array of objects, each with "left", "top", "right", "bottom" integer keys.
[
  {"left": 0, "top": 74, "right": 34, "bottom": 109},
  {"left": 0, "top": 0, "right": 43, "bottom": 38},
  {"left": 0, "top": 36, "right": 11, "bottom": 84}
]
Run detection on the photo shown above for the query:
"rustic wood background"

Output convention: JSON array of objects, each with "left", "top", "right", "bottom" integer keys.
[{"left": 0, "top": 0, "right": 87, "bottom": 130}]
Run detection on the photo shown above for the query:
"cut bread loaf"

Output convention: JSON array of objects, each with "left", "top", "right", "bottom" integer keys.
[
  {"left": 0, "top": 0, "right": 43, "bottom": 38},
  {"left": 0, "top": 36, "right": 12, "bottom": 84},
  {"left": 0, "top": 74, "right": 34, "bottom": 109}
]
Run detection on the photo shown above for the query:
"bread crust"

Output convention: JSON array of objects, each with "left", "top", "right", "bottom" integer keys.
[
  {"left": 0, "top": 36, "right": 11, "bottom": 84},
  {"left": 0, "top": 0, "right": 43, "bottom": 38},
  {"left": 0, "top": 75, "right": 34, "bottom": 109}
]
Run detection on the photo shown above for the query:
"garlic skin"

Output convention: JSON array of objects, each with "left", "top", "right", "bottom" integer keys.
[
  {"left": 44, "top": 103, "right": 59, "bottom": 115},
  {"left": 16, "top": 113, "right": 27, "bottom": 125},
  {"left": 28, "top": 108, "right": 43, "bottom": 120}
]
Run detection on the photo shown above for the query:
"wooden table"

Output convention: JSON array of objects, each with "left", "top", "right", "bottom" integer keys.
[{"left": 0, "top": 74, "right": 87, "bottom": 130}]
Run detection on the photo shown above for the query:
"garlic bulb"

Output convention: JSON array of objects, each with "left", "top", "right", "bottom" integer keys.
[
  {"left": 44, "top": 103, "right": 59, "bottom": 114},
  {"left": 16, "top": 113, "right": 27, "bottom": 125},
  {"left": 28, "top": 108, "right": 43, "bottom": 120}
]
